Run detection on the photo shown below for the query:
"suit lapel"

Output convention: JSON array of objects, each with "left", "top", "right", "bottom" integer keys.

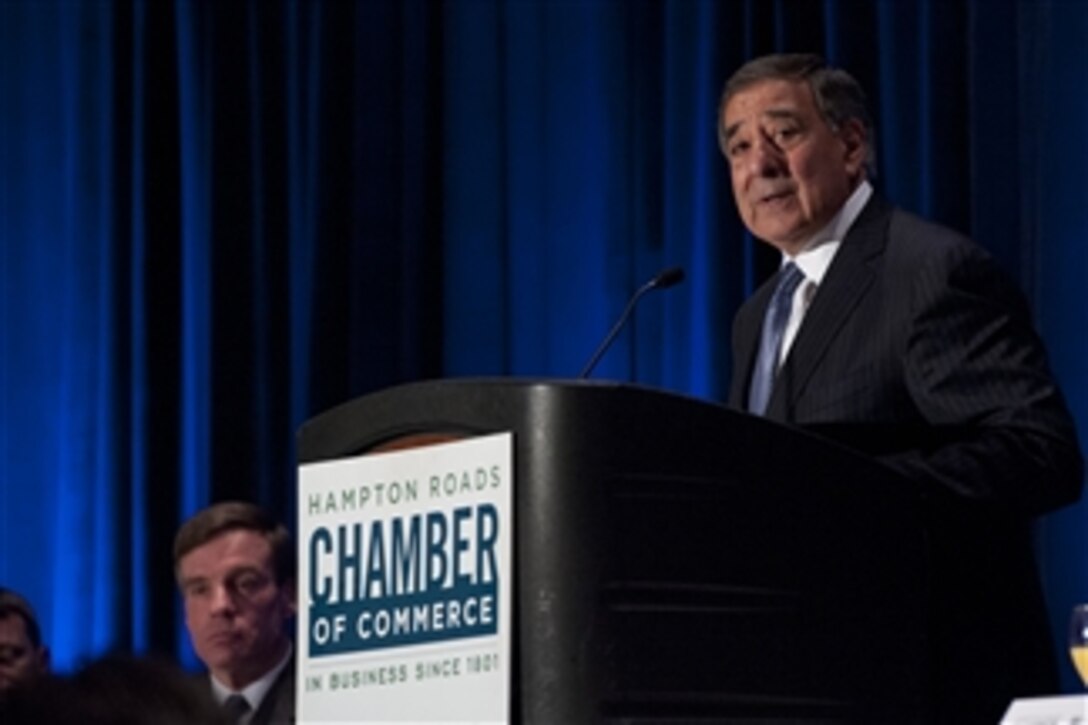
[
  {"left": 766, "top": 196, "right": 893, "bottom": 420},
  {"left": 249, "top": 655, "right": 295, "bottom": 725}
]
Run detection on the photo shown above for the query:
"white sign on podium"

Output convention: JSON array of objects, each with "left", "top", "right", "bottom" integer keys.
[
  {"left": 1001, "top": 694, "right": 1088, "bottom": 725},
  {"left": 296, "top": 433, "right": 513, "bottom": 724}
]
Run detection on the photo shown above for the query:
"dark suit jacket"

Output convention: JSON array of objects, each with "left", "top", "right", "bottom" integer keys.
[
  {"left": 249, "top": 656, "right": 295, "bottom": 725},
  {"left": 729, "top": 195, "right": 1083, "bottom": 724},
  {"left": 202, "top": 657, "right": 295, "bottom": 725}
]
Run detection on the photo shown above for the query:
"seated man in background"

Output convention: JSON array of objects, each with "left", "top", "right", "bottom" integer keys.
[
  {"left": 175, "top": 501, "right": 296, "bottom": 724},
  {"left": 0, "top": 588, "right": 49, "bottom": 696}
]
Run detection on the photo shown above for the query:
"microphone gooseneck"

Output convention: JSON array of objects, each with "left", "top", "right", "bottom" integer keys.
[{"left": 578, "top": 266, "right": 686, "bottom": 379}]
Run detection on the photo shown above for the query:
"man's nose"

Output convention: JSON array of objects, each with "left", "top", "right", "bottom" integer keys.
[
  {"left": 209, "top": 584, "right": 236, "bottom": 614},
  {"left": 749, "top": 133, "right": 785, "bottom": 176}
]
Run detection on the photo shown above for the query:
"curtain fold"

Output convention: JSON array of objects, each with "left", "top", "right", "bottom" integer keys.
[{"left": 1, "top": 0, "right": 1086, "bottom": 691}]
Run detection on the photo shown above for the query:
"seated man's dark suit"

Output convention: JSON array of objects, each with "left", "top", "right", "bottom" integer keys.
[
  {"left": 728, "top": 195, "right": 1084, "bottom": 724},
  {"left": 248, "top": 656, "right": 294, "bottom": 725},
  {"left": 204, "top": 656, "right": 295, "bottom": 725}
]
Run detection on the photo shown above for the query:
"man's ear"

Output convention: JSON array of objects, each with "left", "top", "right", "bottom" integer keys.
[
  {"left": 282, "top": 578, "right": 298, "bottom": 618},
  {"left": 839, "top": 118, "right": 868, "bottom": 177},
  {"left": 36, "top": 646, "right": 50, "bottom": 675}
]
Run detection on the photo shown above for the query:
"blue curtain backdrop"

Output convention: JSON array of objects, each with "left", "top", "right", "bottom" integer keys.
[{"left": 1, "top": 0, "right": 1086, "bottom": 689}]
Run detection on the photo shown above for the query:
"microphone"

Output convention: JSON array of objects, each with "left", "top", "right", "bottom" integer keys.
[{"left": 579, "top": 266, "right": 685, "bottom": 379}]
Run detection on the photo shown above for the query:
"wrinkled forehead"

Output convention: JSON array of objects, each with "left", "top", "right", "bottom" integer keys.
[
  {"left": 0, "top": 613, "right": 33, "bottom": 645},
  {"left": 177, "top": 528, "right": 276, "bottom": 579},
  {"left": 722, "top": 78, "right": 818, "bottom": 134}
]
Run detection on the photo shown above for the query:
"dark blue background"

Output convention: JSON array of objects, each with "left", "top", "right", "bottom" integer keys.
[{"left": 1, "top": 0, "right": 1085, "bottom": 692}]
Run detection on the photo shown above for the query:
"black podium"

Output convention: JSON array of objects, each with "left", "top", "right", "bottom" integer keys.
[{"left": 298, "top": 379, "right": 928, "bottom": 723}]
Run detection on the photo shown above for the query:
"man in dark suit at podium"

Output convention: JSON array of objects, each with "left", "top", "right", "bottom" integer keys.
[
  {"left": 719, "top": 53, "right": 1083, "bottom": 723},
  {"left": 175, "top": 502, "right": 296, "bottom": 724}
]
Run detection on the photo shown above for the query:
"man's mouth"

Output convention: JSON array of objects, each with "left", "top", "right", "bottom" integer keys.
[
  {"left": 758, "top": 189, "right": 793, "bottom": 205},
  {"left": 208, "top": 631, "right": 238, "bottom": 646}
]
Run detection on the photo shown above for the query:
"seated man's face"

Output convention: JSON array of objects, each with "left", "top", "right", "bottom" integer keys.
[
  {"left": 178, "top": 529, "right": 296, "bottom": 689},
  {"left": 0, "top": 614, "right": 48, "bottom": 694}
]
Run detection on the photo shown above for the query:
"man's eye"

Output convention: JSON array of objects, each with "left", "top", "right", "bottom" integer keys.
[
  {"left": 773, "top": 126, "right": 799, "bottom": 144},
  {"left": 185, "top": 583, "right": 209, "bottom": 597},
  {"left": 0, "top": 645, "right": 26, "bottom": 662},
  {"left": 235, "top": 574, "right": 265, "bottom": 594},
  {"left": 728, "top": 140, "right": 750, "bottom": 158}
]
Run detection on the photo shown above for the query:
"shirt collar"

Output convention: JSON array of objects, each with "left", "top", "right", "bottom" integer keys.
[
  {"left": 211, "top": 640, "right": 293, "bottom": 713},
  {"left": 781, "top": 180, "right": 872, "bottom": 285}
]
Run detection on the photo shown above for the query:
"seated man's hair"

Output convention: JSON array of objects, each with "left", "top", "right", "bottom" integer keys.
[{"left": 173, "top": 501, "right": 295, "bottom": 585}]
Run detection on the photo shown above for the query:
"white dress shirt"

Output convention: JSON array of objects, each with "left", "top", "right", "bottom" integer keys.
[
  {"left": 777, "top": 180, "right": 873, "bottom": 364},
  {"left": 211, "top": 641, "right": 293, "bottom": 724}
]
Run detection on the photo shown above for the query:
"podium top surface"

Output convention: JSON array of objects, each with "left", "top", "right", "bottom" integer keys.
[{"left": 297, "top": 378, "right": 914, "bottom": 504}]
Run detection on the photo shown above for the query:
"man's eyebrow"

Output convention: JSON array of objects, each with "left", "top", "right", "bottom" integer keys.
[
  {"left": 182, "top": 565, "right": 255, "bottom": 580},
  {"left": 763, "top": 108, "right": 802, "bottom": 122},
  {"left": 724, "top": 107, "right": 803, "bottom": 143}
]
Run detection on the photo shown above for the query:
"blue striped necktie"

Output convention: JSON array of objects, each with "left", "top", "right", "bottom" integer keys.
[{"left": 748, "top": 262, "right": 804, "bottom": 415}]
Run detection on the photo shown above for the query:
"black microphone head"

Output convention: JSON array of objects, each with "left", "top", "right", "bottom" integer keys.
[
  {"left": 652, "top": 266, "right": 685, "bottom": 289},
  {"left": 579, "top": 264, "right": 685, "bottom": 378}
]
